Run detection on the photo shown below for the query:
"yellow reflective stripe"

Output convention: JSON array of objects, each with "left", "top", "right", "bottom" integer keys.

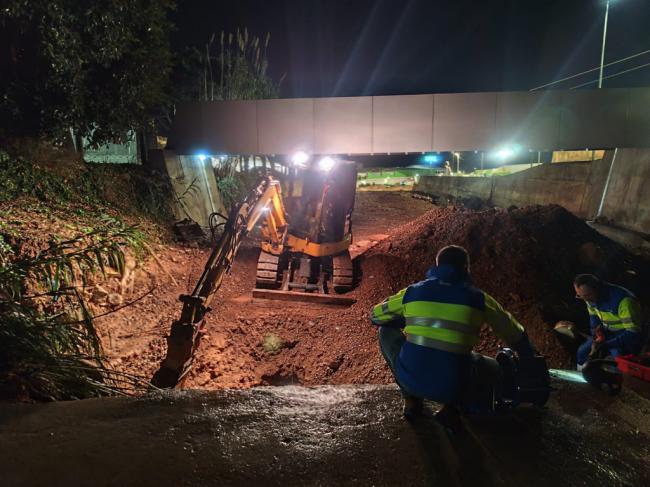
[
  {"left": 587, "top": 306, "right": 598, "bottom": 316},
  {"left": 406, "top": 334, "right": 473, "bottom": 354},
  {"left": 371, "top": 288, "right": 407, "bottom": 322},
  {"left": 590, "top": 305, "right": 640, "bottom": 332},
  {"left": 607, "top": 321, "right": 638, "bottom": 331},
  {"left": 404, "top": 317, "right": 476, "bottom": 334},
  {"left": 403, "top": 325, "right": 478, "bottom": 347},
  {"left": 403, "top": 301, "right": 483, "bottom": 328}
]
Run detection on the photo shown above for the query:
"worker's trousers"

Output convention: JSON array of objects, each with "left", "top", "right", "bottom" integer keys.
[
  {"left": 379, "top": 326, "right": 500, "bottom": 408},
  {"left": 378, "top": 326, "right": 419, "bottom": 400}
]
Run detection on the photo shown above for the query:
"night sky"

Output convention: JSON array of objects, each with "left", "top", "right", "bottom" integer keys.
[{"left": 172, "top": 0, "right": 650, "bottom": 98}]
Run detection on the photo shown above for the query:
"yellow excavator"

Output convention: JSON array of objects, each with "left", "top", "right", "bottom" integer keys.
[{"left": 152, "top": 157, "right": 358, "bottom": 388}]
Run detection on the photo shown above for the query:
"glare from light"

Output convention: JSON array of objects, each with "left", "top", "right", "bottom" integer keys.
[
  {"left": 549, "top": 369, "right": 587, "bottom": 384},
  {"left": 317, "top": 156, "right": 336, "bottom": 172},
  {"left": 292, "top": 151, "right": 309, "bottom": 166},
  {"left": 495, "top": 147, "right": 515, "bottom": 161},
  {"left": 196, "top": 153, "right": 208, "bottom": 162}
]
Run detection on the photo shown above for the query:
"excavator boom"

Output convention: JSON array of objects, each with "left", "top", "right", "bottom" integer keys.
[{"left": 151, "top": 176, "right": 287, "bottom": 388}]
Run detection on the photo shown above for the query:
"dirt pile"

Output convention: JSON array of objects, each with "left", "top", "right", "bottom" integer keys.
[{"left": 240, "top": 205, "right": 649, "bottom": 384}]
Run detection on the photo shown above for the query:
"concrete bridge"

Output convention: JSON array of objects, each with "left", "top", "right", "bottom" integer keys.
[{"left": 167, "top": 87, "right": 650, "bottom": 156}]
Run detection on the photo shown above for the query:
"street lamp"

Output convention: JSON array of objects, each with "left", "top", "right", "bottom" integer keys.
[{"left": 598, "top": 1, "right": 611, "bottom": 88}]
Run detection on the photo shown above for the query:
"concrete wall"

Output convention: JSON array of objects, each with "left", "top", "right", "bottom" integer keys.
[
  {"left": 415, "top": 148, "right": 650, "bottom": 235},
  {"left": 162, "top": 151, "right": 226, "bottom": 227},
  {"left": 600, "top": 149, "right": 650, "bottom": 234}
]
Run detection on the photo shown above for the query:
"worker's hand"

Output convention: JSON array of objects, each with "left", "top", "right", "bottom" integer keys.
[{"left": 593, "top": 333, "right": 605, "bottom": 344}]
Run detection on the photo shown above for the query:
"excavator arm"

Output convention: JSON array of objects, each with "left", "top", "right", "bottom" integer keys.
[{"left": 151, "top": 176, "right": 288, "bottom": 388}]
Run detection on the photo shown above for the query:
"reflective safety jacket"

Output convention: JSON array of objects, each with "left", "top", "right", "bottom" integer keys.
[
  {"left": 370, "top": 264, "right": 527, "bottom": 355},
  {"left": 586, "top": 282, "right": 642, "bottom": 335}
]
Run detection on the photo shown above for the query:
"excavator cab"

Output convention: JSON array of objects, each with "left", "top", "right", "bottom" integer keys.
[{"left": 254, "top": 158, "right": 357, "bottom": 296}]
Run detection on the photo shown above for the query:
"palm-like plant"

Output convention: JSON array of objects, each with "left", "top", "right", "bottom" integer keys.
[{"left": 0, "top": 221, "right": 150, "bottom": 400}]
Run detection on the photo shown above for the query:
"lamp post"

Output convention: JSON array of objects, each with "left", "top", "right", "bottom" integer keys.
[
  {"left": 598, "top": 1, "right": 611, "bottom": 88},
  {"left": 453, "top": 152, "right": 461, "bottom": 173}
]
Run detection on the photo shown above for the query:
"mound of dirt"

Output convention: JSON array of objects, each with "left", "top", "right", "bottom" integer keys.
[{"left": 243, "top": 205, "right": 649, "bottom": 383}]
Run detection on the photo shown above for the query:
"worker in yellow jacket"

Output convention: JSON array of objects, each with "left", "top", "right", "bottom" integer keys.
[
  {"left": 370, "top": 245, "right": 535, "bottom": 431},
  {"left": 574, "top": 273, "right": 645, "bottom": 368}
]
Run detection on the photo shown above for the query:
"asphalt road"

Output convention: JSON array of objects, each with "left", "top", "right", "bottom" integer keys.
[{"left": 1, "top": 379, "right": 649, "bottom": 487}]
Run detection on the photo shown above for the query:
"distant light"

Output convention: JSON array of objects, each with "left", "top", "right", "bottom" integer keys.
[
  {"left": 495, "top": 147, "right": 515, "bottom": 161},
  {"left": 318, "top": 156, "right": 336, "bottom": 172},
  {"left": 196, "top": 153, "right": 208, "bottom": 162},
  {"left": 423, "top": 154, "right": 440, "bottom": 164},
  {"left": 292, "top": 151, "right": 309, "bottom": 167}
]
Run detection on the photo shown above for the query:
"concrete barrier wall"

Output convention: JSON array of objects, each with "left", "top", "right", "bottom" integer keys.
[
  {"left": 415, "top": 148, "right": 650, "bottom": 234},
  {"left": 600, "top": 149, "right": 650, "bottom": 234},
  {"left": 162, "top": 151, "right": 226, "bottom": 227}
]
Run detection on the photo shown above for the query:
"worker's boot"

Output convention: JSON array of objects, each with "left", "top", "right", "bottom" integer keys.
[
  {"left": 403, "top": 396, "right": 424, "bottom": 420},
  {"left": 434, "top": 405, "right": 464, "bottom": 434}
]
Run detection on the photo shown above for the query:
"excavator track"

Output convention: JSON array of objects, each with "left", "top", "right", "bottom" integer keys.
[
  {"left": 332, "top": 251, "right": 354, "bottom": 293},
  {"left": 256, "top": 251, "right": 281, "bottom": 288}
]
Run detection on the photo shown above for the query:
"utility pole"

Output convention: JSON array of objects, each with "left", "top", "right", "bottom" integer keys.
[{"left": 598, "top": 0, "right": 610, "bottom": 88}]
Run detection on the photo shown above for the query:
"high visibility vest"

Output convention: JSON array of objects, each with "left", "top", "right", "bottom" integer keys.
[
  {"left": 587, "top": 287, "right": 641, "bottom": 333},
  {"left": 371, "top": 270, "right": 524, "bottom": 355}
]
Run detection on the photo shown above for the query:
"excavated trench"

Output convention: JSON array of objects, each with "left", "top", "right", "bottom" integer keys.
[{"left": 98, "top": 192, "right": 650, "bottom": 390}]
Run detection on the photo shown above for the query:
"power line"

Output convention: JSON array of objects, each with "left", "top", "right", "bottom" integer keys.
[
  {"left": 530, "top": 48, "right": 650, "bottom": 91},
  {"left": 569, "top": 61, "right": 650, "bottom": 89}
]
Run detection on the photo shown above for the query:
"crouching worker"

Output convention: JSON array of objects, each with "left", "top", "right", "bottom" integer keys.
[
  {"left": 370, "top": 245, "right": 536, "bottom": 432},
  {"left": 574, "top": 274, "right": 645, "bottom": 368}
]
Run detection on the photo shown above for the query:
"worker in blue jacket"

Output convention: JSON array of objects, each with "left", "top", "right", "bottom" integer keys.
[
  {"left": 370, "top": 245, "right": 535, "bottom": 430},
  {"left": 574, "top": 274, "right": 645, "bottom": 368}
]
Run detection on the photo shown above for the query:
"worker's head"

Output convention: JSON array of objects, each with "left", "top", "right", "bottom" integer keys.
[
  {"left": 436, "top": 245, "right": 469, "bottom": 274},
  {"left": 573, "top": 274, "right": 601, "bottom": 303}
]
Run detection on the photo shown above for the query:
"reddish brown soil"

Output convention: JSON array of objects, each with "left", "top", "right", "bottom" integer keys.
[{"left": 101, "top": 195, "right": 650, "bottom": 389}]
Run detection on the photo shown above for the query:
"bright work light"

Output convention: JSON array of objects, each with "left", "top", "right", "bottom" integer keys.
[
  {"left": 317, "top": 156, "right": 336, "bottom": 172},
  {"left": 292, "top": 151, "right": 309, "bottom": 166}
]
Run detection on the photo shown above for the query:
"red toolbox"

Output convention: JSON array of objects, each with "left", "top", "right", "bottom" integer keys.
[{"left": 615, "top": 354, "right": 650, "bottom": 382}]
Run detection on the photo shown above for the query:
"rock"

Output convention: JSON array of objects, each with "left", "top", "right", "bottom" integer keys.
[
  {"left": 91, "top": 285, "right": 109, "bottom": 304},
  {"left": 107, "top": 293, "right": 123, "bottom": 307}
]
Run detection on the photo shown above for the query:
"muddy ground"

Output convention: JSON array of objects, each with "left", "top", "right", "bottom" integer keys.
[
  {"left": 98, "top": 192, "right": 433, "bottom": 388},
  {"left": 94, "top": 191, "right": 649, "bottom": 390}
]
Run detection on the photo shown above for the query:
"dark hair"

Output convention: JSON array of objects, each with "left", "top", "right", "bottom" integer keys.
[
  {"left": 436, "top": 245, "right": 469, "bottom": 272},
  {"left": 574, "top": 274, "right": 601, "bottom": 289}
]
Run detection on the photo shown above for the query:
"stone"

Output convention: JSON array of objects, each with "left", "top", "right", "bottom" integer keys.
[
  {"left": 90, "top": 285, "right": 109, "bottom": 304},
  {"left": 107, "top": 293, "right": 123, "bottom": 307}
]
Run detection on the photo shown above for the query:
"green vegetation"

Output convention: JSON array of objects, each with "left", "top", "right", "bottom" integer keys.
[
  {"left": 0, "top": 0, "right": 173, "bottom": 146},
  {"left": 0, "top": 149, "right": 174, "bottom": 401},
  {"left": 0, "top": 224, "right": 149, "bottom": 400},
  {"left": 261, "top": 333, "right": 285, "bottom": 355},
  {"left": 201, "top": 28, "right": 282, "bottom": 101},
  {"left": 0, "top": 150, "right": 174, "bottom": 223}
]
